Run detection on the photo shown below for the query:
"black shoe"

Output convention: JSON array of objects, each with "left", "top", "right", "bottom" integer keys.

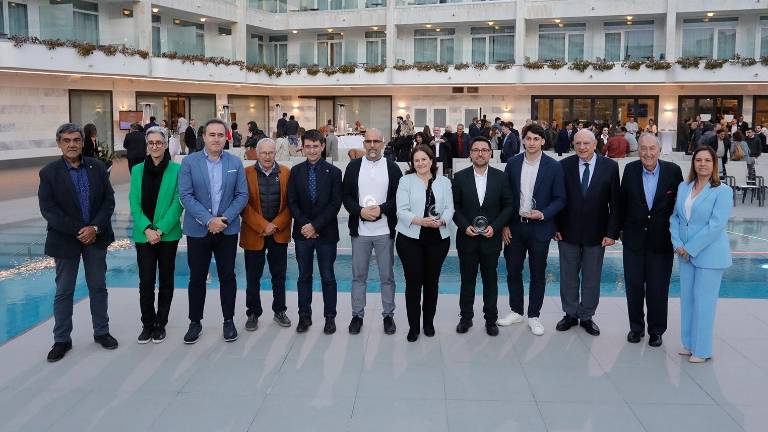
[
  {"left": 296, "top": 316, "right": 312, "bottom": 333},
  {"left": 649, "top": 334, "right": 663, "bottom": 347},
  {"left": 407, "top": 329, "right": 419, "bottom": 342},
  {"left": 184, "top": 321, "right": 203, "bottom": 344},
  {"left": 223, "top": 319, "right": 238, "bottom": 342},
  {"left": 245, "top": 314, "right": 259, "bottom": 332},
  {"left": 580, "top": 319, "right": 601, "bottom": 336},
  {"left": 152, "top": 326, "right": 166, "bottom": 344},
  {"left": 456, "top": 318, "right": 473, "bottom": 334},
  {"left": 423, "top": 323, "right": 435, "bottom": 337},
  {"left": 485, "top": 322, "right": 499, "bottom": 336},
  {"left": 324, "top": 317, "right": 336, "bottom": 335},
  {"left": 627, "top": 331, "right": 644, "bottom": 344},
  {"left": 94, "top": 333, "right": 119, "bottom": 350},
  {"left": 273, "top": 311, "right": 292, "bottom": 327},
  {"left": 47, "top": 341, "right": 72, "bottom": 362},
  {"left": 138, "top": 327, "right": 152, "bottom": 344},
  {"left": 349, "top": 316, "right": 363, "bottom": 335},
  {"left": 556, "top": 315, "right": 579, "bottom": 331},
  {"left": 383, "top": 316, "right": 396, "bottom": 335}
]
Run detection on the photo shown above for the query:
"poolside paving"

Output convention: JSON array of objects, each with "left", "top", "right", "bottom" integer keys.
[{"left": 0, "top": 290, "right": 766, "bottom": 432}]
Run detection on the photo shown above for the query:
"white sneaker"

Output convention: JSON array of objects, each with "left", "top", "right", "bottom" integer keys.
[
  {"left": 497, "top": 311, "right": 524, "bottom": 326},
  {"left": 528, "top": 317, "right": 545, "bottom": 336}
]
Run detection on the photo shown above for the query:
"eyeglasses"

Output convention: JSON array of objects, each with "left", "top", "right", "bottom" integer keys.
[
  {"left": 470, "top": 148, "right": 491, "bottom": 154},
  {"left": 147, "top": 141, "right": 166, "bottom": 148},
  {"left": 363, "top": 139, "right": 383, "bottom": 144}
]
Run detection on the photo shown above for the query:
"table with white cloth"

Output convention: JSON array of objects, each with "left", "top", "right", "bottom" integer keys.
[{"left": 337, "top": 135, "right": 364, "bottom": 150}]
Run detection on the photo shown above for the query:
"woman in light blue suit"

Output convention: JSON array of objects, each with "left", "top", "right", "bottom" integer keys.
[
  {"left": 669, "top": 146, "right": 733, "bottom": 363},
  {"left": 396, "top": 145, "right": 454, "bottom": 342}
]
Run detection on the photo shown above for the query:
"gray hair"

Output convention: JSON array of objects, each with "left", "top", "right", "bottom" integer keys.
[
  {"left": 56, "top": 123, "right": 83, "bottom": 141},
  {"left": 145, "top": 126, "right": 167, "bottom": 143},
  {"left": 457, "top": 123, "right": 465, "bottom": 129},
  {"left": 638, "top": 132, "right": 660, "bottom": 148},
  {"left": 256, "top": 137, "right": 275, "bottom": 151}
]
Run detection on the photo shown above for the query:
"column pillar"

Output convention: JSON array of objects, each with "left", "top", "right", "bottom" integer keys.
[
  {"left": 515, "top": 0, "right": 526, "bottom": 64},
  {"left": 134, "top": 0, "right": 152, "bottom": 53},
  {"left": 232, "top": 0, "right": 248, "bottom": 62},
  {"left": 665, "top": 0, "right": 676, "bottom": 61}
]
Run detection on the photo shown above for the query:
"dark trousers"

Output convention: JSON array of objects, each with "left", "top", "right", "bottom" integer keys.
[
  {"left": 295, "top": 238, "right": 337, "bottom": 318},
  {"left": 458, "top": 248, "right": 500, "bottom": 322},
  {"left": 245, "top": 237, "right": 288, "bottom": 317},
  {"left": 136, "top": 240, "right": 179, "bottom": 328},
  {"left": 395, "top": 234, "right": 450, "bottom": 331},
  {"left": 558, "top": 241, "right": 605, "bottom": 321},
  {"left": 187, "top": 233, "right": 238, "bottom": 322},
  {"left": 53, "top": 245, "right": 109, "bottom": 343},
  {"left": 504, "top": 224, "right": 550, "bottom": 318},
  {"left": 623, "top": 247, "right": 674, "bottom": 336}
]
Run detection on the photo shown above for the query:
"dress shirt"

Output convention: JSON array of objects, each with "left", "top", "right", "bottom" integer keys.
[
  {"left": 473, "top": 166, "right": 488, "bottom": 206},
  {"left": 64, "top": 157, "right": 90, "bottom": 224},
  {"left": 177, "top": 118, "right": 188, "bottom": 135},
  {"left": 625, "top": 132, "right": 638, "bottom": 152},
  {"left": 577, "top": 152, "right": 596, "bottom": 188},
  {"left": 204, "top": 149, "right": 224, "bottom": 218},
  {"left": 626, "top": 121, "right": 639, "bottom": 134},
  {"left": 684, "top": 190, "right": 696, "bottom": 221},
  {"left": 358, "top": 156, "right": 390, "bottom": 237},
  {"left": 257, "top": 161, "right": 278, "bottom": 177},
  {"left": 520, "top": 152, "right": 542, "bottom": 215},
  {"left": 642, "top": 162, "right": 661, "bottom": 210}
]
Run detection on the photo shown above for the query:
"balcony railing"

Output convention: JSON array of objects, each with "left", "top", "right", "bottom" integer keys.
[
  {"left": 396, "top": 0, "right": 503, "bottom": 6},
  {"left": 248, "top": 0, "right": 386, "bottom": 13}
]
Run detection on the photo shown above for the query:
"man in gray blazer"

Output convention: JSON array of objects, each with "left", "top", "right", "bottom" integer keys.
[{"left": 179, "top": 119, "right": 248, "bottom": 344}]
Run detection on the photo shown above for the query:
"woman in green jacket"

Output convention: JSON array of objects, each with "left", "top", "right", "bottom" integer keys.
[{"left": 129, "top": 126, "right": 183, "bottom": 344}]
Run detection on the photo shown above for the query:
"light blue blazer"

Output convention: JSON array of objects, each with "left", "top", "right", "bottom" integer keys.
[
  {"left": 669, "top": 181, "right": 733, "bottom": 269},
  {"left": 178, "top": 150, "right": 248, "bottom": 237},
  {"left": 396, "top": 173, "right": 454, "bottom": 240}
]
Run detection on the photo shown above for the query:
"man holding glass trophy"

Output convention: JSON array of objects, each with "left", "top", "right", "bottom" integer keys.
[
  {"left": 452, "top": 137, "right": 514, "bottom": 336},
  {"left": 499, "top": 123, "right": 566, "bottom": 336}
]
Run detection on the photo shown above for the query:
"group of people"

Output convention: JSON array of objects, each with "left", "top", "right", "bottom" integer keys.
[
  {"left": 680, "top": 115, "right": 764, "bottom": 179},
  {"left": 40, "top": 119, "right": 732, "bottom": 366}
]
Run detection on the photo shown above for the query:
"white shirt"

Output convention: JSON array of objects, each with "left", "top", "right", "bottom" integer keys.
[
  {"left": 474, "top": 166, "right": 488, "bottom": 206},
  {"left": 626, "top": 121, "right": 638, "bottom": 134},
  {"left": 684, "top": 189, "right": 697, "bottom": 221},
  {"left": 357, "top": 156, "right": 390, "bottom": 237},
  {"left": 177, "top": 117, "right": 188, "bottom": 134},
  {"left": 578, "top": 152, "right": 597, "bottom": 188},
  {"left": 520, "top": 152, "right": 542, "bottom": 215}
]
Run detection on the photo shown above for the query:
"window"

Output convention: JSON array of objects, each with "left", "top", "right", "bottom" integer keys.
[
  {"left": 471, "top": 26, "right": 514, "bottom": 64},
  {"left": 761, "top": 17, "right": 768, "bottom": 57},
  {"left": 69, "top": 90, "right": 113, "bottom": 155},
  {"left": 249, "top": 0, "right": 287, "bottom": 13},
  {"left": 603, "top": 21, "right": 654, "bottom": 61},
  {"left": 268, "top": 35, "right": 288, "bottom": 67},
  {"left": 414, "top": 108, "right": 427, "bottom": 128},
  {"left": 433, "top": 108, "right": 447, "bottom": 128},
  {"left": 365, "top": 31, "right": 386, "bottom": 65},
  {"left": 73, "top": 0, "right": 99, "bottom": 44},
  {"left": 151, "top": 14, "right": 161, "bottom": 56},
  {"left": 7, "top": 2, "right": 28, "bottom": 37},
  {"left": 317, "top": 33, "right": 343, "bottom": 67},
  {"left": 682, "top": 18, "right": 737, "bottom": 59},
  {"left": 538, "top": 23, "right": 585, "bottom": 61},
  {"left": 39, "top": 0, "right": 98, "bottom": 43},
  {"left": 169, "top": 18, "right": 204, "bottom": 56},
  {"left": 248, "top": 34, "right": 264, "bottom": 64},
  {"left": 532, "top": 95, "right": 659, "bottom": 129},
  {"left": 414, "top": 28, "right": 455, "bottom": 64}
]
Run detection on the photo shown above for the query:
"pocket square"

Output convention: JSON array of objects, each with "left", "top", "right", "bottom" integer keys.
[{"left": 227, "top": 169, "right": 237, "bottom": 173}]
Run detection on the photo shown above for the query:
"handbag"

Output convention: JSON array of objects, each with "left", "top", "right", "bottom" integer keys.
[{"left": 731, "top": 143, "right": 745, "bottom": 161}]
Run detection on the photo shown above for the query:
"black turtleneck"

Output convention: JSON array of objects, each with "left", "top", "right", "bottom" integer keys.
[{"left": 141, "top": 154, "right": 170, "bottom": 224}]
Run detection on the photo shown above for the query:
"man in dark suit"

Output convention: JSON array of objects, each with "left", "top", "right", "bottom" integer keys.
[
  {"left": 554, "top": 129, "right": 621, "bottom": 336},
  {"left": 343, "top": 128, "right": 403, "bottom": 335},
  {"left": 737, "top": 115, "right": 749, "bottom": 134},
  {"left": 555, "top": 122, "right": 573, "bottom": 156},
  {"left": 452, "top": 137, "right": 514, "bottom": 336},
  {"left": 184, "top": 118, "right": 198, "bottom": 153},
  {"left": 277, "top": 112, "right": 288, "bottom": 137},
  {"left": 468, "top": 117, "right": 481, "bottom": 138},
  {"left": 620, "top": 133, "right": 683, "bottom": 347},
  {"left": 498, "top": 123, "right": 566, "bottom": 335},
  {"left": 39, "top": 123, "right": 117, "bottom": 362},
  {"left": 704, "top": 128, "right": 730, "bottom": 176},
  {"left": 288, "top": 129, "right": 343, "bottom": 334},
  {"left": 449, "top": 123, "right": 471, "bottom": 159},
  {"left": 145, "top": 116, "right": 158, "bottom": 130},
  {"left": 500, "top": 122, "right": 520, "bottom": 162},
  {"left": 123, "top": 122, "right": 147, "bottom": 172}
]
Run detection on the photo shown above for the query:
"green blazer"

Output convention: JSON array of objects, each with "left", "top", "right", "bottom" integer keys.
[{"left": 129, "top": 161, "right": 183, "bottom": 243}]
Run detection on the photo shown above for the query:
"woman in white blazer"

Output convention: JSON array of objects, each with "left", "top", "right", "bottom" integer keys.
[
  {"left": 396, "top": 145, "right": 454, "bottom": 342},
  {"left": 669, "top": 146, "right": 733, "bottom": 363}
]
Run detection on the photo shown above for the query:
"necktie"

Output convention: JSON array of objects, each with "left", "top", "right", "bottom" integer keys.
[
  {"left": 581, "top": 162, "right": 590, "bottom": 195},
  {"left": 308, "top": 164, "right": 317, "bottom": 201}
]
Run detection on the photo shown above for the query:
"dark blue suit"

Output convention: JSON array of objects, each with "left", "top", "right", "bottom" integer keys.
[
  {"left": 287, "top": 159, "right": 343, "bottom": 318},
  {"left": 556, "top": 129, "right": 572, "bottom": 155},
  {"left": 503, "top": 153, "right": 566, "bottom": 317},
  {"left": 500, "top": 133, "right": 520, "bottom": 162}
]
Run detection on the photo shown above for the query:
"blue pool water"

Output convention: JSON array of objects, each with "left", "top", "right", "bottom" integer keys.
[{"left": 1, "top": 246, "right": 767, "bottom": 345}]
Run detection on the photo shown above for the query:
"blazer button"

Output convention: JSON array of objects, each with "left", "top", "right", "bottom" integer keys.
[
  {"left": 208, "top": 209, "right": 212, "bottom": 212},
  {"left": 647, "top": 215, "right": 651, "bottom": 219}
]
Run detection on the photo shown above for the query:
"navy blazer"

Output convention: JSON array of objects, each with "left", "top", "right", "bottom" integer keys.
[
  {"left": 505, "top": 153, "right": 567, "bottom": 242},
  {"left": 557, "top": 154, "right": 621, "bottom": 246},
  {"left": 287, "top": 159, "right": 343, "bottom": 243},
  {"left": 500, "top": 133, "right": 520, "bottom": 162},
  {"left": 556, "top": 129, "right": 572, "bottom": 154},
  {"left": 38, "top": 157, "right": 115, "bottom": 258},
  {"left": 342, "top": 157, "right": 403, "bottom": 238}
]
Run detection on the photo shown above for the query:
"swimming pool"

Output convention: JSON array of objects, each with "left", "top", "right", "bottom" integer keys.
[{"left": 1, "top": 217, "right": 767, "bottom": 345}]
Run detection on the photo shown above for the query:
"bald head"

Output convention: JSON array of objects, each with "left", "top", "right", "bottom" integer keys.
[
  {"left": 574, "top": 128, "right": 596, "bottom": 143},
  {"left": 573, "top": 128, "right": 597, "bottom": 161},
  {"left": 365, "top": 128, "right": 383, "bottom": 142}
]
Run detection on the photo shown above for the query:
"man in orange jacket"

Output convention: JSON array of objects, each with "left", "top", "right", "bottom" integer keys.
[{"left": 240, "top": 138, "right": 293, "bottom": 331}]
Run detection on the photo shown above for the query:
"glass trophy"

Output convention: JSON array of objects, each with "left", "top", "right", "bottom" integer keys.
[
  {"left": 528, "top": 197, "right": 537, "bottom": 218},
  {"left": 427, "top": 204, "right": 441, "bottom": 220},
  {"left": 472, "top": 216, "right": 490, "bottom": 234},
  {"left": 362, "top": 194, "right": 378, "bottom": 207}
]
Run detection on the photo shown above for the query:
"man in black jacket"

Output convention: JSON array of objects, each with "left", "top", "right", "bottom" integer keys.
[
  {"left": 184, "top": 118, "right": 198, "bottom": 153},
  {"left": 287, "top": 129, "right": 343, "bottom": 334},
  {"left": 39, "top": 123, "right": 118, "bottom": 362},
  {"left": 276, "top": 112, "right": 288, "bottom": 137},
  {"left": 620, "top": 133, "right": 683, "bottom": 347},
  {"left": 452, "top": 137, "right": 515, "bottom": 336},
  {"left": 123, "top": 122, "right": 146, "bottom": 172},
  {"left": 554, "top": 129, "right": 621, "bottom": 336},
  {"left": 342, "top": 128, "right": 403, "bottom": 335}
]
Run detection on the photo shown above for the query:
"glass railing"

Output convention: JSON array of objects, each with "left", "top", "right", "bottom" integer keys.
[
  {"left": 248, "top": 0, "right": 386, "bottom": 13},
  {"left": 397, "top": 0, "right": 504, "bottom": 6}
]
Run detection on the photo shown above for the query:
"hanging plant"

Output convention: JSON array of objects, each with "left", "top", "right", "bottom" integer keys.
[
  {"left": 621, "top": 58, "right": 645, "bottom": 70},
  {"left": 453, "top": 62, "right": 471, "bottom": 70},
  {"left": 9, "top": 35, "right": 29, "bottom": 48},
  {"left": 337, "top": 64, "right": 356, "bottom": 74},
  {"left": 42, "top": 38, "right": 67, "bottom": 50},
  {"left": 264, "top": 65, "right": 281, "bottom": 77},
  {"left": 364, "top": 64, "right": 386, "bottom": 73},
  {"left": 523, "top": 57, "right": 546, "bottom": 70},
  {"left": 703, "top": 58, "right": 728, "bottom": 70},
  {"left": 568, "top": 59, "right": 591, "bottom": 72},
  {"left": 74, "top": 42, "right": 97, "bottom": 57},
  {"left": 434, "top": 63, "right": 449, "bottom": 72},
  {"left": 284, "top": 64, "right": 302, "bottom": 75},
  {"left": 414, "top": 63, "right": 435, "bottom": 71},
  {"left": 732, "top": 54, "right": 757, "bottom": 67},
  {"left": 322, "top": 66, "right": 339, "bottom": 76},
  {"left": 122, "top": 47, "right": 149, "bottom": 59},
  {"left": 97, "top": 45, "right": 118, "bottom": 57},
  {"left": 761, "top": 56, "right": 768, "bottom": 66},
  {"left": 591, "top": 58, "right": 615, "bottom": 71},
  {"left": 495, "top": 62, "right": 514, "bottom": 70},
  {"left": 393, "top": 63, "right": 413, "bottom": 71},
  {"left": 675, "top": 57, "right": 700, "bottom": 69},
  {"left": 306, "top": 64, "right": 321, "bottom": 76},
  {"left": 472, "top": 62, "right": 488, "bottom": 70},
  {"left": 547, "top": 59, "right": 566, "bottom": 70},
  {"left": 645, "top": 58, "right": 672, "bottom": 70}
]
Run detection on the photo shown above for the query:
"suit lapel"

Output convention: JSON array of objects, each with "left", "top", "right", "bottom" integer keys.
[
  {"left": 84, "top": 160, "right": 99, "bottom": 213},
  {"left": 634, "top": 163, "right": 650, "bottom": 212},
  {"left": 58, "top": 161, "right": 80, "bottom": 210},
  {"left": 650, "top": 162, "right": 666, "bottom": 211},
  {"left": 532, "top": 156, "right": 545, "bottom": 196},
  {"left": 197, "top": 152, "right": 211, "bottom": 197}
]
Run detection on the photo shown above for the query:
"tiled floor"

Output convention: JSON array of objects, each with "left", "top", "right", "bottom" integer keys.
[{"left": 0, "top": 290, "right": 765, "bottom": 432}]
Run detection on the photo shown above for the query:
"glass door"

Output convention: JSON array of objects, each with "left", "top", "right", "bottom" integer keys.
[{"left": 316, "top": 98, "right": 334, "bottom": 130}]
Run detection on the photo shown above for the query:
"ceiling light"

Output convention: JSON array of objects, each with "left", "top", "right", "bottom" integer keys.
[
  {"left": 626, "top": 16, "right": 633, "bottom": 20},
  {"left": 292, "top": 30, "right": 298, "bottom": 34},
  {"left": 554, "top": 19, "right": 561, "bottom": 23},
  {"left": 495, "top": 26, "right": 500, "bottom": 30},
  {"left": 372, "top": 26, "right": 379, "bottom": 30},
  {"left": 327, "top": 28, "right": 334, "bottom": 32},
  {"left": 200, "top": 17, "right": 207, "bottom": 22},
  {"left": 558, "top": 23, "right": 564, "bottom": 27},
  {"left": 426, "top": 24, "right": 432, "bottom": 28},
  {"left": 487, "top": 21, "right": 494, "bottom": 26},
  {"left": 706, "top": 12, "right": 715, "bottom": 17},
  {"left": 152, "top": 7, "right": 159, "bottom": 13},
  {"left": 174, "top": 19, "right": 181, "bottom": 25},
  {"left": 435, "top": 28, "right": 441, "bottom": 32}
]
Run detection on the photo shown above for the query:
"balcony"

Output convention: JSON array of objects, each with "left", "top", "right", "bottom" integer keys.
[{"left": 248, "top": 0, "right": 386, "bottom": 13}]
